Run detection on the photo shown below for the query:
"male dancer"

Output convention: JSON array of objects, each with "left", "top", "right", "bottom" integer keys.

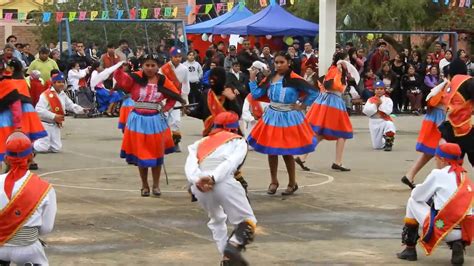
[
  {"left": 396, "top": 143, "right": 472, "bottom": 265},
  {"left": 0, "top": 132, "right": 57, "bottom": 265},
  {"left": 160, "top": 47, "right": 190, "bottom": 152},
  {"left": 185, "top": 112, "right": 256, "bottom": 266}
]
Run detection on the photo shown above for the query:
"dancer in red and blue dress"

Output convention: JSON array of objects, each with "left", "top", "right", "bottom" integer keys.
[
  {"left": 0, "top": 58, "right": 47, "bottom": 171},
  {"left": 248, "top": 52, "right": 318, "bottom": 196},
  {"left": 299, "top": 52, "right": 354, "bottom": 171},
  {"left": 114, "top": 55, "right": 186, "bottom": 197},
  {"left": 401, "top": 80, "right": 448, "bottom": 189}
]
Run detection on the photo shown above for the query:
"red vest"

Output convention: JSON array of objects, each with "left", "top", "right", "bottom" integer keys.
[
  {"left": 445, "top": 75, "right": 473, "bottom": 137},
  {"left": 203, "top": 90, "right": 227, "bottom": 136},
  {"left": 246, "top": 94, "right": 264, "bottom": 120},
  {"left": 161, "top": 62, "right": 182, "bottom": 93},
  {"left": 0, "top": 173, "right": 52, "bottom": 245},
  {"left": 197, "top": 131, "right": 241, "bottom": 163}
]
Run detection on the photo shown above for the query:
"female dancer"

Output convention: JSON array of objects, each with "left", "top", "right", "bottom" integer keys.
[
  {"left": 297, "top": 52, "right": 357, "bottom": 171},
  {"left": 248, "top": 52, "right": 318, "bottom": 195},
  {"left": 401, "top": 79, "right": 448, "bottom": 188},
  {"left": 0, "top": 58, "right": 47, "bottom": 171},
  {"left": 114, "top": 55, "right": 186, "bottom": 196}
]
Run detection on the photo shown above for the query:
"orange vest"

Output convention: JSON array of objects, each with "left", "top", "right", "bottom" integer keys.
[
  {"left": 420, "top": 172, "right": 473, "bottom": 255},
  {"left": 0, "top": 173, "right": 52, "bottom": 245},
  {"left": 0, "top": 79, "right": 31, "bottom": 99},
  {"left": 246, "top": 94, "right": 264, "bottom": 119},
  {"left": 43, "top": 89, "right": 65, "bottom": 116},
  {"left": 203, "top": 90, "right": 227, "bottom": 136},
  {"left": 445, "top": 75, "right": 473, "bottom": 137},
  {"left": 161, "top": 62, "right": 182, "bottom": 93},
  {"left": 324, "top": 65, "right": 345, "bottom": 93},
  {"left": 197, "top": 131, "right": 242, "bottom": 163}
]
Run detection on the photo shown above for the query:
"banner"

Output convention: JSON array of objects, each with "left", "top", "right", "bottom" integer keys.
[
  {"left": 101, "top": 10, "right": 109, "bottom": 20},
  {"left": 280, "top": 0, "right": 287, "bottom": 5},
  {"left": 117, "top": 9, "right": 124, "bottom": 19},
  {"left": 216, "top": 3, "right": 224, "bottom": 13},
  {"left": 79, "top": 11, "right": 87, "bottom": 20},
  {"left": 259, "top": 0, "right": 268, "bottom": 7},
  {"left": 227, "top": 2, "right": 234, "bottom": 11},
  {"left": 140, "top": 8, "right": 148, "bottom": 19},
  {"left": 69, "top": 11, "right": 76, "bottom": 22},
  {"left": 129, "top": 8, "right": 136, "bottom": 19},
  {"left": 4, "top": 13, "right": 12, "bottom": 21},
  {"left": 164, "top": 7, "right": 172, "bottom": 17},
  {"left": 90, "top": 11, "right": 98, "bottom": 21},
  {"left": 18, "top": 12, "right": 26, "bottom": 21},
  {"left": 42, "top": 12, "right": 51, "bottom": 23},
  {"left": 185, "top": 5, "right": 192, "bottom": 16},
  {"left": 172, "top": 7, "right": 178, "bottom": 18},
  {"left": 205, "top": 4, "right": 213, "bottom": 14},
  {"left": 195, "top": 5, "right": 202, "bottom": 14},
  {"left": 153, "top": 8, "right": 161, "bottom": 18},
  {"left": 55, "top": 12, "right": 63, "bottom": 23}
]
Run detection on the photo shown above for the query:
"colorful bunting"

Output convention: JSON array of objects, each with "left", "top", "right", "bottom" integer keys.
[
  {"left": 290, "top": 0, "right": 294, "bottom": 4},
  {"left": 216, "top": 3, "right": 224, "bottom": 13},
  {"left": 140, "top": 8, "right": 148, "bottom": 19},
  {"left": 185, "top": 5, "right": 192, "bottom": 16},
  {"left": 101, "top": 10, "right": 109, "bottom": 19},
  {"left": 280, "top": 0, "right": 286, "bottom": 5},
  {"left": 69, "top": 11, "right": 76, "bottom": 22},
  {"left": 164, "top": 7, "right": 172, "bottom": 17},
  {"left": 116, "top": 9, "right": 124, "bottom": 19},
  {"left": 259, "top": 0, "right": 268, "bottom": 7},
  {"left": 205, "top": 4, "right": 213, "bottom": 14},
  {"left": 55, "top": 12, "right": 64, "bottom": 23},
  {"left": 153, "top": 8, "right": 161, "bottom": 18},
  {"left": 42, "top": 12, "right": 51, "bottom": 23},
  {"left": 195, "top": 5, "right": 202, "bottom": 14},
  {"left": 90, "top": 11, "right": 98, "bottom": 21},
  {"left": 18, "top": 12, "right": 26, "bottom": 21},
  {"left": 172, "top": 7, "right": 178, "bottom": 18},
  {"left": 129, "top": 8, "right": 136, "bottom": 19},
  {"left": 4, "top": 13, "right": 12, "bottom": 21},
  {"left": 227, "top": 2, "right": 234, "bottom": 11},
  {"left": 79, "top": 11, "right": 87, "bottom": 20},
  {"left": 460, "top": 0, "right": 466, "bottom": 7}
]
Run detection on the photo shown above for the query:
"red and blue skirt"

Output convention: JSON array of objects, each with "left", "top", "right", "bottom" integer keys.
[
  {"left": 120, "top": 110, "right": 175, "bottom": 167},
  {"left": 416, "top": 107, "right": 446, "bottom": 155},
  {"left": 118, "top": 97, "right": 135, "bottom": 130},
  {"left": 248, "top": 106, "right": 317, "bottom": 155},
  {"left": 0, "top": 103, "right": 47, "bottom": 162},
  {"left": 306, "top": 92, "right": 353, "bottom": 140}
]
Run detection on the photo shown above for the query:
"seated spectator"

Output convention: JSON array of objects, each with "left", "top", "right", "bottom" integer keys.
[
  {"left": 67, "top": 61, "right": 89, "bottom": 92},
  {"left": 377, "top": 62, "right": 399, "bottom": 113},
  {"left": 423, "top": 65, "right": 440, "bottom": 108},
  {"left": 439, "top": 49, "right": 453, "bottom": 73},
  {"left": 27, "top": 47, "right": 59, "bottom": 81},
  {"left": 224, "top": 45, "right": 238, "bottom": 71},
  {"left": 89, "top": 62, "right": 121, "bottom": 116},
  {"left": 402, "top": 64, "right": 423, "bottom": 115},
  {"left": 362, "top": 68, "right": 376, "bottom": 101}
]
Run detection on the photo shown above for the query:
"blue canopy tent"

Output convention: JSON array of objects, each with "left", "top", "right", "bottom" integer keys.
[
  {"left": 213, "top": 4, "right": 319, "bottom": 36},
  {"left": 186, "top": 5, "right": 253, "bottom": 34}
]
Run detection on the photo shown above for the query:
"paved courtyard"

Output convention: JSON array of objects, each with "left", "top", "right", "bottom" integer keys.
[{"left": 33, "top": 114, "right": 473, "bottom": 265}]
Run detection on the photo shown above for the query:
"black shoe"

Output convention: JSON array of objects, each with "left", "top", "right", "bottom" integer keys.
[
  {"left": 451, "top": 240, "right": 464, "bottom": 265},
  {"left": 295, "top": 157, "right": 310, "bottom": 171},
  {"left": 331, "top": 163, "right": 350, "bottom": 171},
  {"left": 174, "top": 144, "right": 181, "bottom": 153},
  {"left": 401, "top": 176, "right": 416, "bottom": 189},
  {"left": 384, "top": 145, "right": 392, "bottom": 151},
  {"left": 28, "top": 163, "right": 39, "bottom": 170},
  {"left": 281, "top": 183, "right": 298, "bottom": 196},
  {"left": 396, "top": 246, "right": 417, "bottom": 261},
  {"left": 223, "top": 244, "right": 249, "bottom": 266}
]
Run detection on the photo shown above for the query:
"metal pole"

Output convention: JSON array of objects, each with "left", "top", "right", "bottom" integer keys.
[
  {"left": 124, "top": 0, "right": 130, "bottom": 18},
  {"left": 174, "top": 23, "right": 178, "bottom": 47},
  {"left": 181, "top": 20, "right": 189, "bottom": 53},
  {"left": 65, "top": 19, "right": 72, "bottom": 56},
  {"left": 144, "top": 23, "right": 151, "bottom": 54},
  {"left": 58, "top": 19, "right": 63, "bottom": 53},
  {"left": 103, "top": 23, "right": 109, "bottom": 45},
  {"left": 102, "top": 0, "right": 108, "bottom": 11}
]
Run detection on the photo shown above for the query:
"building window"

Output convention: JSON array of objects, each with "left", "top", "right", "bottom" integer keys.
[{"left": 3, "top": 9, "right": 18, "bottom": 19}]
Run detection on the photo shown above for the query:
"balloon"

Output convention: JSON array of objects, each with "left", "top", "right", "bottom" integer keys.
[
  {"left": 202, "top": 33, "right": 208, "bottom": 42},
  {"left": 284, "top": 36, "right": 294, "bottom": 46},
  {"left": 367, "top": 33, "right": 374, "bottom": 41},
  {"left": 220, "top": 34, "right": 227, "bottom": 38},
  {"left": 265, "top": 35, "right": 272, "bottom": 40},
  {"left": 238, "top": 37, "right": 244, "bottom": 44},
  {"left": 343, "top": 14, "right": 351, "bottom": 26},
  {"left": 179, "top": 35, "right": 185, "bottom": 43},
  {"left": 208, "top": 34, "right": 213, "bottom": 42}
]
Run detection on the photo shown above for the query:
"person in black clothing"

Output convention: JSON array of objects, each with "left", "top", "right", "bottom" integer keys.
[
  {"left": 391, "top": 52, "right": 407, "bottom": 111},
  {"left": 69, "top": 41, "right": 95, "bottom": 69},
  {"left": 226, "top": 62, "right": 249, "bottom": 105},
  {"left": 287, "top": 46, "right": 302, "bottom": 75},
  {"left": 237, "top": 39, "right": 259, "bottom": 75},
  {"left": 377, "top": 62, "right": 399, "bottom": 113},
  {"left": 401, "top": 64, "right": 423, "bottom": 115}
]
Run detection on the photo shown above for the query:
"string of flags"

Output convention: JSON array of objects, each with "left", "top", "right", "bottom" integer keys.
[
  {"left": 431, "top": 0, "right": 473, "bottom": 8},
  {"left": 1, "top": 1, "right": 299, "bottom": 23}
]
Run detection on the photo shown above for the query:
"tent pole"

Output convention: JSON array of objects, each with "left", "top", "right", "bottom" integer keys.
[{"left": 318, "top": 0, "right": 336, "bottom": 77}]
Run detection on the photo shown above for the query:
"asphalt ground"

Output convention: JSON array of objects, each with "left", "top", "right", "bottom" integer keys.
[{"left": 31, "top": 114, "right": 473, "bottom": 265}]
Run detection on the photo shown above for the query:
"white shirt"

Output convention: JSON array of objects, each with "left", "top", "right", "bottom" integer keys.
[
  {"left": 439, "top": 58, "right": 450, "bottom": 73},
  {"left": 0, "top": 171, "right": 57, "bottom": 245},
  {"left": 241, "top": 97, "right": 269, "bottom": 123},
  {"left": 67, "top": 68, "right": 88, "bottom": 91},
  {"left": 35, "top": 88, "right": 85, "bottom": 123},
  {"left": 183, "top": 60, "right": 203, "bottom": 83},
  {"left": 362, "top": 95, "right": 393, "bottom": 117},
  {"left": 160, "top": 62, "right": 190, "bottom": 96},
  {"left": 185, "top": 137, "right": 247, "bottom": 184},
  {"left": 411, "top": 166, "right": 472, "bottom": 213}
]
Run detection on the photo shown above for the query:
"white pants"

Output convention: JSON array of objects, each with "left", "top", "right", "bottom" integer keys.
[
  {"left": 406, "top": 197, "right": 462, "bottom": 242},
  {"left": 167, "top": 107, "right": 181, "bottom": 134},
  {"left": 33, "top": 122, "right": 61, "bottom": 153},
  {"left": 0, "top": 240, "right": 49, "bottom": 265},
  {"left": 368, "top": 118, "right": 396, "bottom": 149},
  {"left": 191, "top": 177, "right": 257, "bottom": 255},
  {"left": 240, "top": 120, "right": 256, "bottom": 151}
]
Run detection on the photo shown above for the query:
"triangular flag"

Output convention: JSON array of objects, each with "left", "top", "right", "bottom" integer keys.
[
  {"left": 432, "top": 0, "right": 438, "bottom": 3},
  {"left": 216, "top": 3, "right": 224, "bottom": 13},
  {"left": 42, "top": 12, "right": 51, "bottom": 23},
  {"left": 79, "top": 11, "right": 87, "bottom": 20},
  {"left": 129, "top": 8, "right": 136, "bottom": 19},
  {"left": 466, "top": 0, "right": 471, "bottom": 7},
  {"left": 205, "top": 4, "right": 213, "bottom": 14},
  {"left": 55, "top": 12, "right": 64, "bottom": 23},
  {"left": 259, "top": 0, "right": 267, "bottom": 6},
  {"left": 101, "top": 10, "right": 109, "bottom": 19},
  {"left": 459, "top": 0, "right": 466, "bottom": 6},
  {"left": 4, "top": 13, "right": 12, "bottom": 21},
  {"left": 185, "top": 5, "right": 192, "bottom": 16},
  {"left": 69, "top": 11, "right": 77, "bottom": 22},
  {"left": 172, "top": 7, "right": 178, "bottom": 18},
  {"left": 90, "top": 11, "right": 99, "bottom": 21},
  {"left": 239, "top": 2, "right": 245, "bottom": 10},
  {"left": 117, "top": 9, "right": 124, "bottom": 19},
  {"left": 17, "top": 12, "right": 26, "bottom": 21},
  {"left": 164, "top": 7, "right": 172, "bottom": 17},
  {"left": 153, "top": 8, "right": 161, "bottom": 18},
  {"left": 290, "top": 0, "right": 295, "bottom": 4},
  {"left": 194, "top": 5, "right": 201, "bottom": 14},
  {"left": 227, "top": 2, "right": 234, "bottom": 11},
  {"left": 140, "top": 8, "right": 148, "bottom": 19},
  {"left": 280, "top": 0, "right": 286, "bottom": 5},
  {"left": 444, "top": 0, "right": 449, "bottom": 4}
]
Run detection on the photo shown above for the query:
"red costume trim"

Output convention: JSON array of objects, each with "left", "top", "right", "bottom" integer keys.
[
  {"left": 246, "top": 94, "right": 263, "bottom": 120},
  {"left": 0, "top": 173, "right": 51, "bottom": 245},
  {"left": 161, "top": 62, "right": 182, "bottom": 93},
  {"left": 197, "top": 131, "right": 241, "bottom": 163},
  {"left": 203, "top": 90, "right": 227, "bottom": 136},
  {"left": 445, "top": 75, "right": 472, "bottom": 137}
]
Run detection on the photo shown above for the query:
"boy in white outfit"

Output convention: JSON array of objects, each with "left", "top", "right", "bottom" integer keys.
[
  {"left": 240, "top": 94, "right": 269, "bottom": 142},
  {"left": 362, "top": 80, "right": 396, "bottom": 151},
  {"left": 34, "top": 72, "right": 86, "bottom": 153},
  {"left": 185, "top": 112, "right": 257, "bottom": 266}
]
